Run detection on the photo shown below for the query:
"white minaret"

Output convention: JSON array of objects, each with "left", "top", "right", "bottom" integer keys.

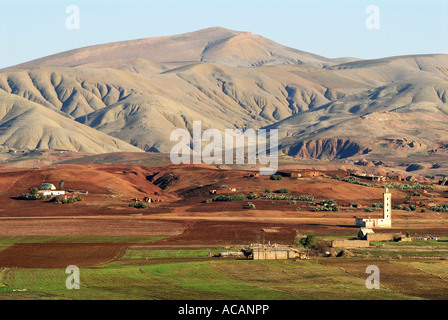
[{"left": 383, "top": 188, "right": 392, "bottom": 226}]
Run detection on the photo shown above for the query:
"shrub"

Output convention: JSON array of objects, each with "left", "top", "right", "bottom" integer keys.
[
  {"left": 50, "top": 195, "right": 82, "bottom": 204},
  {"left": 313, "top": 200, "right": 339, "bottom": 212},
  {"left": 313, "top": 205, "right": 339, "bottom": 212},
  {"left": 270, "top": 175, "right": 283, "bottom": 181},
  {"left": 382, "top": 183, "right": 433, "bottom": 190},
  {"left": 17, "top": 193, "right": 40, "bottom": 200},
  {"left": 129, "top": 202, "right": 148, "bottom": 209},
  {"left": 393, "top": 204, "right": 416, "bottom": 211},
  {"left": 431, "top": 204, "right": 448, "bottom": 213},
  {"left": 274, "top": 188, "right": 290, "bottom": 194},
  {"left": 247, "top": 193, "right": 261, "bottom": 200},
  {"left": 211, "top": 194, "right": 247, "bottom": 202},
  {"left": 364, "top": 207, "right": 374, "bottom": 213},
  {"left": 264, "top": 188, "right": 271, "bottom": 193},
  {"left": 342, "top": 176, "right": 373, "bottom": 187},
  {"left": 247, "top": 202, "right": 256, "bottom": 209}
]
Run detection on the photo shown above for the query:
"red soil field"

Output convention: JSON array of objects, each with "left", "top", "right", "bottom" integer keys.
[
  {"left": 0, "top": 218, "right": 186, "bottom": 237},
  {"left": 0, "top": 163, "right": 446, "bottom": 246},
  {"left": 0, "top": 243, "right": 128, "bottom": 268}
]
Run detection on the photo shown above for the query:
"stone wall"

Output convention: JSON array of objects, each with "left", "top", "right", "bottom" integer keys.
[
  {"left": 367, "top": 233, "right": 400, "bottom": 242},
  {"left": 252, "top": 248, "right": 299, "bottom": 260},
  {"left": 331, "top": 240, "right": 370, "bottom": 248}
]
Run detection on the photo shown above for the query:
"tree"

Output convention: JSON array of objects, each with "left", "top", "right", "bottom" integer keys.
[
  {"left": 29, "top": 187, "right": 39, "bottom": 195},
  {"left": 241, "top": 247, "right": 253, "bottom": 260},
  {"left": 299, "top": 235, "right": 316, "bottom": 248}
]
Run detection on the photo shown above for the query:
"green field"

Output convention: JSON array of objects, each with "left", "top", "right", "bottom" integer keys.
[
  {"left": 1, "top": 241, "right": 447, "bottom": 300},
  {"left": 0, "top": 236, "right": 447, "bottom": 300},
  {"left": 0, "top": 258, "right": 416, "bottom": 300}
]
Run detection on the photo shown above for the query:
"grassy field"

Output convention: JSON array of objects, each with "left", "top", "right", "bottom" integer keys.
[
  {"left": 0, "top": 258, "right": 417, "bottom": 300},
  {"left": 1, "top": 241, "right": 447, "bottom": 300}
]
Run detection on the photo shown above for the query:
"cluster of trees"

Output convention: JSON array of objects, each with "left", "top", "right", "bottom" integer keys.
[
  {"left": 17, "top": 187, "right": 40, "bottom": 200},
  {"left": 382, "top": 183, "right": 433, "bottom": 190},
  {"left": 393, "top": 204, "right": 417, "bottom": 211},
  {"left": 341, "top": 176, "right": 373, "bottom": 187},
  {"left": 264, "top": 194, "right": 314, "bottom": 201},
  {"left": 17, "top": 193, "right": 40, "bottom": 200},
  {"left": 372, "top": 203, "right": 384, "bottom": 208},
  {"left": 52, "top": 196, "right": 82, "bottom": 204},
  {"left": 210, "top": 194, "right": 248, "bottom": 202},
  {"left": 209, "top": 193, "right": 314, "bottom": 202},
  {"left": 431, "top": 204, "right": 448, "bottom": 213},
  {"left": 313, "top": 199, "right": 339, "bottom": 212}
]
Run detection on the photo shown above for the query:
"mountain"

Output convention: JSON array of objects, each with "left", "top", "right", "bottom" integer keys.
[
  {"left": 0, "top": 90, "right": 142, "bottom": 153},
  {"left": 0, "top": 27, "right": 447, "bottom": 166},
  {"left": 5, "top": 27, "right": 348, "bottom": 70},
  {"left": 269, "top": 55, "right": 448, "bottom": 160}
]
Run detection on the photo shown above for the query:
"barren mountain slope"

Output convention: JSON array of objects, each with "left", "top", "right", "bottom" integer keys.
[
  {"left": 0, "top": 90, "right": 143, "bottom": 153},
  {"left": 5, "top": 27, "right": 344, "bottom": 70},
  {"left": 270, "top": 77, "right": 448, "bottom": 159},
  {"left": 0, "top": 27, "right": 447, "bottom": 161},
  {"left": 0, "top": 61, "right": 373, "bottom": 152}
]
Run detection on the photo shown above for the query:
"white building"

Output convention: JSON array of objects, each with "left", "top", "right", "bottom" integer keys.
[
  {"left": 356, "top": 188, "right": 392, "bottom": 228},
  {"left": 37, "top": 183, "right": 65, "bottom": 197}
]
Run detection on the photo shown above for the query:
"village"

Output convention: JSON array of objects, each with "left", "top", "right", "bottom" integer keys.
[
  {"left": 0, "top": 161, "right": 447, "bottom": 300},
  {"left": 209, "top": 183, "right": 441, "bottom": 262}
]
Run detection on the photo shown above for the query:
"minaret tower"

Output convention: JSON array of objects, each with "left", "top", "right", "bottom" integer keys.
[{"left": 383, "top": 187, "right": 392, "bottom": 226}]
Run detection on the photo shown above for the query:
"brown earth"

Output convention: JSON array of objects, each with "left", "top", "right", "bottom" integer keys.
[
  {"left": 0, "top": 218, "right": 186, "bottom": 237},
  {"left": 0, "top": 163, "right": 446, "bottom": 247},
  {"left": 0, "top": 243, "right": 128, "bottom": 268}
]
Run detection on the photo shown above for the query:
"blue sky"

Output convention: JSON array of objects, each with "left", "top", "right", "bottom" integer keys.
[{"left": 0, "top": 0, "right": 447, "bottom": 68}]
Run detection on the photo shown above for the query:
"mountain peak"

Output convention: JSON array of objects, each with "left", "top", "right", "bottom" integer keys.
[{"left": 5, "top": 27, "right": 333, "bottom": 70}]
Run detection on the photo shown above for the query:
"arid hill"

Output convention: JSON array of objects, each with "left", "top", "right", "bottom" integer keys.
[{"left": 0, "top": 27, "right": 447, "bottom": 167}]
